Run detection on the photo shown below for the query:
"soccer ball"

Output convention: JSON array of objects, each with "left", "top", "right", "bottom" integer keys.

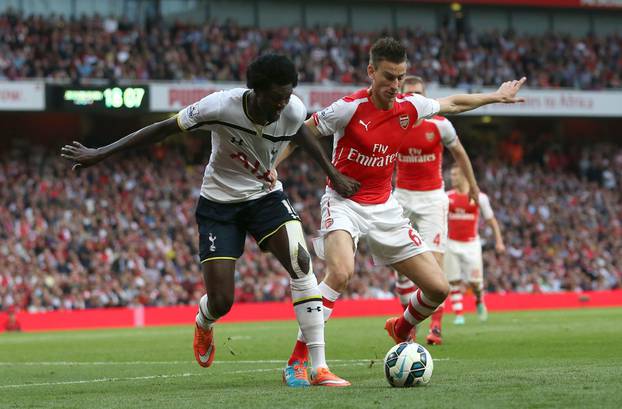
[{"left": 383, "top": 342, "right": 433, "bottom": 387}]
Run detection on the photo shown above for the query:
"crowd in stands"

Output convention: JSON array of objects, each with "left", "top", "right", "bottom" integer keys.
[
  {"left": 1, "top": 11, "right": 621, "bottom": 89},
  {"left": 1, "top": 138, "right": 620, "bottom": 312}
]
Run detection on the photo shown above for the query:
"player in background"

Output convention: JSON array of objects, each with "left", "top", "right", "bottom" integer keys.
[
  {"left": 276, "top": 37, "right": 525, "bottom": 386},
  {"left": 3, "top": 306, "right": 21, "bottom": 332},
  {"left": 61, "top": 54, "right": 359, "bottom": 388},
  {"left": 445, "top": 164, "right": 505, "bottom": 324},
  {"left": 394, "top": 76, "right": 480, "bottom": 345}
]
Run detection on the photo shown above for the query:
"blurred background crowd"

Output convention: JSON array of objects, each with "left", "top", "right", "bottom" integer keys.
[
  {"left": 1, "top": 11, "right": 621, "bottom": 89},
  {"left": 1, "top": 138, "right": 620, "bottom": 312}
]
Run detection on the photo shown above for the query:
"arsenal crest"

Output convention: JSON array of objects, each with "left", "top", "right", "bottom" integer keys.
[
  {"left": 399, "top": 114, "right": 409, "bottom": 129},
  {"left": 425, "top": 132, "right": 435, "bottom": 141}
]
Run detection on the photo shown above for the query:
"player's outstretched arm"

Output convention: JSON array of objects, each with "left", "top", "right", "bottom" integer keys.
[
  {"left": 486, "top": 216, "right": 506, "bottom": 253},
  {"left": 437, "top": 77, "right": 526, "bottom": 115},
  {"left": 448, "top": 140, "right": 480, "bottom": 204},
  {"left": 292, "top": 119, "right": 360, "bottom": 197},
  {"left": 61, "top": 117, "right": 181, "bottom": 170}
]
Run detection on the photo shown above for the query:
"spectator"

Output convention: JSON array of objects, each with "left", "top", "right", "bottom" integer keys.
[
  {"left": 1, "top": 139, "right": 620, "bottom": 311},
  {"left": 3, "top": 306, "right": 21, "bottom": 332},
  {"left": 0, "top": 11, "right": 621, "bottom": 89}
]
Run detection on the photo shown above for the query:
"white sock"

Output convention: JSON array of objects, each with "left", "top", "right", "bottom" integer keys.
[
  {"left": 450, "top": 285, "right": 464, "bottom": 316},
  {"left": 195, "top": 294, "right": 218, "bottom": 329},
  {"left": 318, "top": 281, "right": 340, "bottom": 321},
  {"left": 291, "top": 275, "right": 326, "bottom": 370},
  {"left": 296, "top": 281, "right": 341, "bottom": 343}
]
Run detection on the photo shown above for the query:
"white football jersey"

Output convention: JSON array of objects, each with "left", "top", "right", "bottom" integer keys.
[{"left": 177, "top": 88, "right": 306, "bottom": 202}]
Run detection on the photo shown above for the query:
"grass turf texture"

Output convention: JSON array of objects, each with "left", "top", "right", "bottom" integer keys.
[{"left": 1, "top": 308, "right": 620, "bottom": 409}]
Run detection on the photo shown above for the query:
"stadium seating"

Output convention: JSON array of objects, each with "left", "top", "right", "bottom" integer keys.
[
  {"left": 1, "top": 142, "right": 620, "bottom": 311},
  {"left": 0, "top": 12, "right": 620, "bottom": 89}
]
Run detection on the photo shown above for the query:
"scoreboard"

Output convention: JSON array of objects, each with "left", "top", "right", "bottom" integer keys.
[{"left": 47, "top": 85, "right": 149, "bottom": 112}]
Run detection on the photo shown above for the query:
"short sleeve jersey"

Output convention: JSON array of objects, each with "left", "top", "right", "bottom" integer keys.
[
  {"left": 312, "top": 89, "right": 440, "bottom": 204},
  {"left": 177, "top": 88, "right": 306, "bottom": 203},
  {"left": 447, "top": 190, "right": 494, "bottom": 241},
  {"left": 396, "top": 116, "right": 458, "bottom": 191}
]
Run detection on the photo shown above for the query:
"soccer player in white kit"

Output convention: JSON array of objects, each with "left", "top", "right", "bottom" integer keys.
[
  {"left": 61, "top": 54, "right": 359, "bottom": 387},
  {"left": 278, "top": 37, "right": 525, "bottom": 385},
  {"left": 394, "top": 76, "right": 480, "bottom": 345},
  {"left": 445, "top": 164, "right": 505, "bottom": 324}
]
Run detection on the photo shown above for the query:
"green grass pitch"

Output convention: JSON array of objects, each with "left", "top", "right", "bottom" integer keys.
[{"left": 1, "top": 308, "right": 620, "bottom": 409}]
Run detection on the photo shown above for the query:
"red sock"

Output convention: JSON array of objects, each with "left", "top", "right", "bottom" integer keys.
[
  {"left": 288, "top": 340, "right": 309, "bottom": 365},
  {"left": 396, "top": 289, "right": 442, "bottom": 340},
  {"left": 430, "top": 302, "right": 444, "bottom": 330},
  {"left": 395, "top": 316, "right": 413, "bottom": 340}
]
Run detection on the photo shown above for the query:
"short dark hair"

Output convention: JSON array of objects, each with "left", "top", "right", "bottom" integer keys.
[
  {"left": 246, "top": 54, "right": 298, "bottom": 91},
  {"left": 369, "top": 37, "right": 407, "bottom": 68},
  {"left": 401, "top": 75, "right": 425, "bottom": 92}
]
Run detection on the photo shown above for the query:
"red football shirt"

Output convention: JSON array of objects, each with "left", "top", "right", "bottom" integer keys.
[
  {"left": 312, "top": 89, "right": 440, "bottom": 204},
  {"left": 447, "top": 190, "right": 494, "bottom": 241},
  {"left": 396, "top": 116, "right": 458, "bottom": 191}
]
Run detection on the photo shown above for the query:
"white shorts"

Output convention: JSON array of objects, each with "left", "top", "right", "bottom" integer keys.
[
  {"left": 443, "top": 238, "right": 483, "bottom": 283},
  {"left": 312, "top": 188, "right": 429, "bottom": 266},
  {"left": 394, "top": 187, "right": 448, "bottom": 253}
]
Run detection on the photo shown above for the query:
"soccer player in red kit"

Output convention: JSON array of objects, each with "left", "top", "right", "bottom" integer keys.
[
  {"left": 393, "top": 76, "right": 480, "bottom": 345},
  {"left": 279, "top": 37, "right": 524, "bottom": 386},
  {"left": 445, "top": 164, "right": 505, "bottom": 324}
]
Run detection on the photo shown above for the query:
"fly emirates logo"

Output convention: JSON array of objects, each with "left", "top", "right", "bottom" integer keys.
[
  {"left": 398, "top": 148, "right": 436, "bottom": 164},
  {"left": 346, "top": 144, "right": 398, "bottom": 167},
  {"left": 448, "top": 209, "right": 476, "bottom": 220}
]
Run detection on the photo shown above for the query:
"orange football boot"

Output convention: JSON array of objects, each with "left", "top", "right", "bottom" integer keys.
[{"left": 193, "top": 324, "right": 215, "bottom": 368}]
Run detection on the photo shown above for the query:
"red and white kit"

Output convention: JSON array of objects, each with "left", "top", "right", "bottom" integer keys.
[
  {"left": 444, "top": 190, "right": 495, "bottom": 283},
  {"left": 311, "top": 89, "right": 440, "bottom": 265},
  {"left": 394, "top": 116, "right": 458, "bottom": 253}
]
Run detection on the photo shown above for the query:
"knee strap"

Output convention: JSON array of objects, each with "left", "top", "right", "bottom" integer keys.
[{"left": 285, "top": 221, "right": 312, "bottom": 278}]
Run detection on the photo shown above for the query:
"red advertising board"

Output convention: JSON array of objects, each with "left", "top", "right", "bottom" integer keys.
[{"left": 1, "top": 290, "right": 621, "bottom": 333}]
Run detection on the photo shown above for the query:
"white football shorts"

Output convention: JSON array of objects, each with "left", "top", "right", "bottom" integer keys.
[
  {"left": 312, "top": 188, "right": 429, "bottom": 266},
  {"left": 443, "top": 238, "right": 484, "bottom": 283},
  {"left": 394, "top": 187, "right": 448, "bottom": 254}
]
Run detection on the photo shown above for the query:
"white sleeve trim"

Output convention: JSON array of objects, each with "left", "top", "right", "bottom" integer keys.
[
  {"left": 177, "top": 90, "right": 224, "bottom": 131},
  {"left": 431, "top": 117, "right": 458, "bottom": 147},
  {"left": 404, "top": 94, "right": 440, "bottom": 120},
  {"left": 479, "top": 193, "right": 494, "bottom": 220},
  {"left": 313, "top": 98, "right": 360, "bottom": 136}
]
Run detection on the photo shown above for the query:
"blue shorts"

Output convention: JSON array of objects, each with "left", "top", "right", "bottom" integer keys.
[{"left": 195, "top": 190, "right": 300, "bottom": 263}]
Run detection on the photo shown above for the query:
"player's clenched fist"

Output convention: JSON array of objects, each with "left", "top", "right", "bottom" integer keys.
[{"left": 329, "top": 173, "right": 361, "bottom": 198}]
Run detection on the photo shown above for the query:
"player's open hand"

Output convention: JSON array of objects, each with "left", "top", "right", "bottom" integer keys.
[
  {"left": 330, "top": 172, "right": 361, "bottom": 198},
  {"left": 495, "top": 242, "right": 506, "bottom": 254},
  {"left": 495, "top": 77, "right": 526, "bottom": 104},
  {"left": 60, "top": 141, "right": 104, "bottom": 171}
]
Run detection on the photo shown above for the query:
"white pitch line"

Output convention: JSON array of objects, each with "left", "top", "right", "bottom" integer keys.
[
  {"left": 0, "top": 373, "right": 198, "bottom": 389},
  {"left": 0, "top": 358, "right": 449, "bottom": 389},
  {"left": 0, "top": 364, "right": 367, "bottom": 389},
  {"left": 0, "top": 361, "right": 190, "bottom": 366},
  {"left": 0, "top": 358, "right": 449, "bottom": 367}
]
